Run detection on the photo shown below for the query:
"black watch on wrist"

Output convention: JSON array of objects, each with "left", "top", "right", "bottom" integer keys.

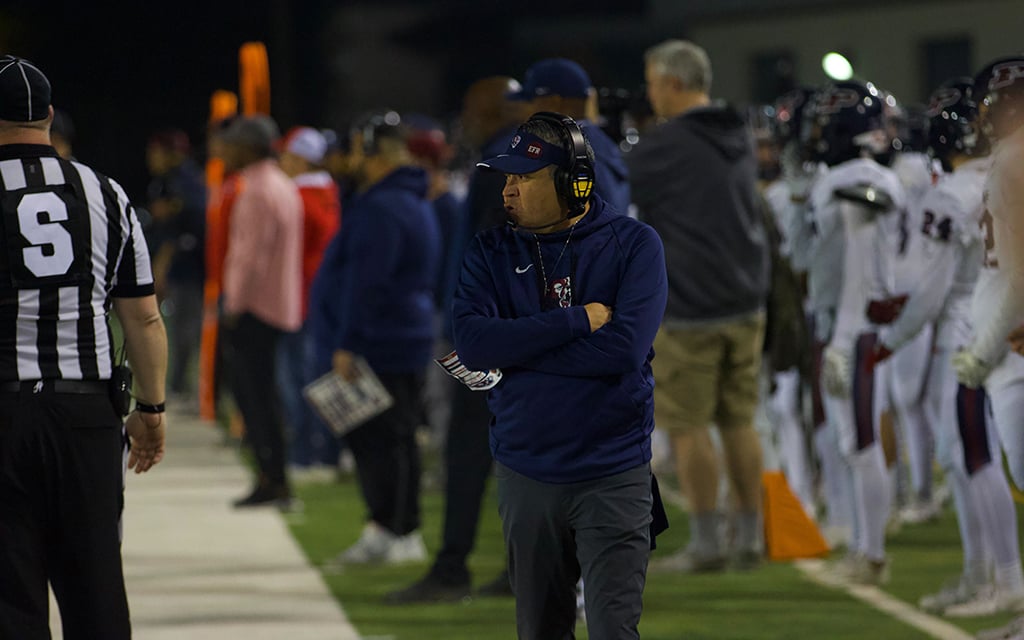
[{"left": 135, "top": 401, "right": 166, "bottom": 414}]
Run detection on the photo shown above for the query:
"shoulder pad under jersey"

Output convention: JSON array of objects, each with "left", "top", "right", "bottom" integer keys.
[{"left": 832, "top": 183, "right": 895, "bottom": 211}]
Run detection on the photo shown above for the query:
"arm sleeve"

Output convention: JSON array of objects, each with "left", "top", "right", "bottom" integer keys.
[
  {"left": 306, "top": 233, "right": 347, "bottom": 375},
  {"left": 452, "top": 236, "right": 591, "bottom": 371},
  {"left": 969, "top": 152, "right": 1024, "bottom": 364},
  {"left": 222, "top": 189, "right": 274, "bottom": 314},
  {"left": 110, "top": 179, "right": 156, "bottom": 297},
  {"left": 786, "top": 202, "right": 815, "bottom": 272},
  {"left": 830, "top": 201, "right": 878, "bottom": 353},
  {"left": 882, "top": 242, "right": 958, "bottom": 351},
  {"left": 333, "top": 206, "right": 403, "bottom": 351},
  {"left": 971, "top": 266, "right": 1020, "bottom": 366},
  {"left": 519, "top": 226, "right": 668, "bottom": 377}
]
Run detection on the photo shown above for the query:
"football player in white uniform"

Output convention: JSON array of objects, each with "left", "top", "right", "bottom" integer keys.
[
  {"left": 943, "top": 56, "right": 1024, "bottom": 621},
  {"left": 780, "top": 88, "right": 854, "bottom": 543},
  {"left": 759, "top": 88, "right": 819, "bottom": 516},
  {"left": 957, "top": 51, "right": 1024, "bottom": 640},
  {"left": 872, "top": 79, "right": 1024, "bottom": 616},
  {"left": 875, "top": 102, "right": 940, "bottom": 524},
  {"left": 806, "top": 81, "right": 905, "bottom": 584}
]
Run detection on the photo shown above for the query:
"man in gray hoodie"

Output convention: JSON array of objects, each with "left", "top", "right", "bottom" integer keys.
[{"left": 628, "top": 39, "right": 769, "bottom": 571}]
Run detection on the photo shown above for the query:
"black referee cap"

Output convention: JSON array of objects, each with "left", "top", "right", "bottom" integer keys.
[{"left": 0, "top": 55, "right": 51, "bottom": 122}]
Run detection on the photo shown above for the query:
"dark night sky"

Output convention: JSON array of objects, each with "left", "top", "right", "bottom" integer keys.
[
  {"left": 3, "top": 2, "right": 293, "bottom": 198},
  {"left": 2, "top": 1, "right": 650, "bottom": 200}
]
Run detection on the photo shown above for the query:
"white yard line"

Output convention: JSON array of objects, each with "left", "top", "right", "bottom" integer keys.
[
  {"left": 658, "top": 485, "right": 973, "bottom": 640},
  {"left": 796, "top": 559, "right": 973, "bottom": 640}
]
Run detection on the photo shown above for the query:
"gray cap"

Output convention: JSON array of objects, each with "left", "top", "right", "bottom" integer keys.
[{"left": 220, "top": 115, "right": 280, "bottom": 153}]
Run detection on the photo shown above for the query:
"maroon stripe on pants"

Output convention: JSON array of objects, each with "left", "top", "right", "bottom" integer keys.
[
  {"left": 956, "top": 385, "right": 992, "bottom": 476},
  {"left": 852, "top": 333, "right": 878, "bottom": 451}
]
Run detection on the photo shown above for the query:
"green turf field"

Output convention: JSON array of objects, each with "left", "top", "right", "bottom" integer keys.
[{"left": 285, "top": 470, "right": 1024, "bottom": 639}]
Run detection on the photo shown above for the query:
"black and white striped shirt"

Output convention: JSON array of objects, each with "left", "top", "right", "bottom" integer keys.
[{"left": 0, "top": 144, "right": 154, "bottom": 381}]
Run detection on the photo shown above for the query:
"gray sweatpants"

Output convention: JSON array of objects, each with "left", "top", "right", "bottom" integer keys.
[{"left": 496, "top": 462, "right": 652, "bottom": 640}]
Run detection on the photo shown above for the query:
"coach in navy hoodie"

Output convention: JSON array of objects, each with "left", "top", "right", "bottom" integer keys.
[
  {"left": 453, "top": 114, "right": 667, "bottom": 640},
  {"left": 308, "top": 117, "right": 440, "bottom": 564}
]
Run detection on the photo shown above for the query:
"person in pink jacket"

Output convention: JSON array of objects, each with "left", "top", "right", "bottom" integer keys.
[{"left": 219, "top": 115, "right": 304, "bottom": 509}]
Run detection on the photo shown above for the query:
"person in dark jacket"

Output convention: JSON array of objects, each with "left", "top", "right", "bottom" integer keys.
[
  {"left": 628, "top": 39, "right": 770, "bottom": 573},
  {"left": 309, "top": 112, "right": 441, "bottom": 565},
  {"left": 453, "top": 112, "right": 667, "bottom": 640},
  {"left": 510, "top": 57, "right": 632, "bottom": 216},
  {"left": 386, "top": 77, "right": 526, "bottom": 604},
  {"left": 144, "top": 130, "right": 206, "bottom": 408}
]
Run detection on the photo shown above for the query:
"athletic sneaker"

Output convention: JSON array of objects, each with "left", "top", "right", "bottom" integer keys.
[
  {"left": 648, "top": 548, "right": 727, "bottom": 574},
  {"left": 386, "top": 531, "right": 427, "bottom": 563},
  {"left": 826, "top": 553, "right": 889, "bottom": 586},
  {"left": 899, "top": 500, "right": 940, "bottom": 526},
  {"left": 383, "top": 571, "right": 471, "bottom": 605},
  {"left": 325, "top": 521, "right": 397, "bottom": 567},
  {"left": 822, "top": 552, "right": 859, "bottom": 582},
  {"left": 846, "top": 555, "right": 890, "bottom": 586},
  {"left": 918, "top": 576, "right": 983, "bottom": 614},
  {"left": 976, "top": 615, "right": 1024, "bottom": 640},
  {"left": 944, "top": 586, "right": 1024, "bottom": 618}
]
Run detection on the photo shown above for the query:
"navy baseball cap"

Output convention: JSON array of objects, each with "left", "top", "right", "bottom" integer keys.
[
  {"left": 508, "top": 58, "right": 591, "bottom": 101},
  {"left": 476, "top": 130, "right": 567, "bottom": 174},
  {"left": 0, "top": 55, "right": 51, "bottom": 122}
]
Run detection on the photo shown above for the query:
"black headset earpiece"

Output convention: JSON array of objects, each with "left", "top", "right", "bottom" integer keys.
[{"left": 527, "top": 112, "right": 595, "bottom": 215}]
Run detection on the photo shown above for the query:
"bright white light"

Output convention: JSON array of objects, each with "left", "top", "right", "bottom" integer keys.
[{"left": 822, "top": 52, "right": 854, "bottom": 81}]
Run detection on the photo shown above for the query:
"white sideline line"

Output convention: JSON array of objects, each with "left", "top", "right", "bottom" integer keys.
[
  {"left": 657, "top": 486, "right": 972, "bottom": 640},
  {"left": 796, "top": 560, "right": 973, "bottom": 640}
]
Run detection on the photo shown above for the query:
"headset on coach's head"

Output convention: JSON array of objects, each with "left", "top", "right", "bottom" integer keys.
[{"left": 524, "top": 112, "right": 595, "bottom": 215}]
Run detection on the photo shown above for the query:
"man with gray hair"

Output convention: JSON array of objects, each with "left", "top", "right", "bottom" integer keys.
[
  {"left": 628, "top": 39, "right": 770, "bottom": 572},
  {"left": 218, "top": 115, "right": 304, "bottom": 509}
]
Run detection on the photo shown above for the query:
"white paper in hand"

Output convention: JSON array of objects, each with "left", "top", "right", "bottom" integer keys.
[
  {"left": 435, "top": 351, "right": 502, "bottom": 391},
  {"left": 302, "top": 357, "right": 394, "bottom": 436}
]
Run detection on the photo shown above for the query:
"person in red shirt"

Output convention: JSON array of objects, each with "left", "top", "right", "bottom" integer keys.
[{"left": 277, "top": 126, "right": 342, "bottom": 475}]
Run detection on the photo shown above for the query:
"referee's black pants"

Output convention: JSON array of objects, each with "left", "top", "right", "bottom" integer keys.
[
  {"left": 221, "top": 313, "right": 288, "bottom": 489},
  {"left": 0, "top": 384, "right": 130, "bottom": 640}
]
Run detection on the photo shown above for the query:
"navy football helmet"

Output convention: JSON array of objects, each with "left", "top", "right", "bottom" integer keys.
[
  {"left": 926, "top": 77, "right": 987, "bottom": 171},
  {"left": 805, "top": 80, "right": 889, "bottom": 167},
  {"left": 772, "top": 87, "right": 816, "bottom": 146},
  {"left": 973, "top": 54, "right": 1024, "bottom": 143}
]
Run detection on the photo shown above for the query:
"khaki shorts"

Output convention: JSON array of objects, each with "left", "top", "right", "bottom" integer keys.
[{"left": 652, "top": 312, "right": 765, "bottom": 432}]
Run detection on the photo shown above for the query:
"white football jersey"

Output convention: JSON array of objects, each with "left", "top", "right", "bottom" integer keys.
[
  {"left": 888, "top": 152, "right": 940, "bottom": 292},
  {"left": 810, "top": 158, "right": 905, "bottom": 351},
  {"left": 891, "top": 151, "right": 935, "bottom": 210},
  {"left": 970, "top": 134, "right": 1024, "bottom": 387},
  {"left": 882, "top": 157, "right": 987, "bottom": 351}
]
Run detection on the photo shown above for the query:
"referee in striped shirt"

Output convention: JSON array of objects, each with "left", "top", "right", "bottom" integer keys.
[{"left": 0, "top": 56, "right": 167, "bottom": 639}]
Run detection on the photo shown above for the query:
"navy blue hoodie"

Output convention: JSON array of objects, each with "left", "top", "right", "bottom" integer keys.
[
  {"left": 308, "top": 166, "right": 440, "bottom": 375},
  {"left": 453, "top": 196, "right": 667, "bottom": 483}
]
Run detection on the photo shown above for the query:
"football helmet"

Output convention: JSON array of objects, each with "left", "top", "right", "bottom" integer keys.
[
  {"left": 926, "top": 77, "right": 987, "bottom": 171},
  {"left": 805, "top": 80, "right": 889, "bottom": 167},
  {"left": 772, "top": 87, "right": 817, "bottom": 146},
  {"left": 973, "top": 54, "right": 1024, "bottom": 143}
]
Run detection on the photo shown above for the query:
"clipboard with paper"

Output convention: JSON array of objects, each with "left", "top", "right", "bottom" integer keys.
[{"left": 302, "top": 357, "right": 394, "bottom": 436}]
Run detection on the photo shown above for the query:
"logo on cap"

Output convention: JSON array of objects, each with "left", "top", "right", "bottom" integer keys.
[
  {"left": 510, "top": 135, "right": 521, "bottom": 148},
  {"left": 526, "top": 143, "right": 542, "bottom": 158}
]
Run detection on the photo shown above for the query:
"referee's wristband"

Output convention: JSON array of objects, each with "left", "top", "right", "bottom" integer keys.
[{"left": 135, "top": 401, "right": 166, "bottom": 414}]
